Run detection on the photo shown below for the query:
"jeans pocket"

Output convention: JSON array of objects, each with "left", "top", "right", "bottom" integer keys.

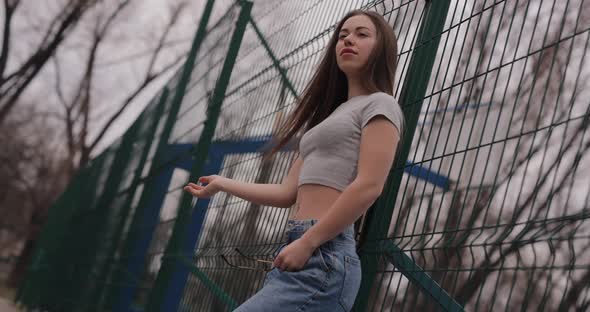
[
  {"left": 338, "top": 255, "right": 362, "bottom": 311},
  {"left": 263, "top": 267, "right": 278, "bottom": 286},
  {"left": 315, "top": 245, "right": 334, "bottom": 273}
]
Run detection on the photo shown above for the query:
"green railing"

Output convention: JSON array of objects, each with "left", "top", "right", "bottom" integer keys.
[{"left": 17, "top": 0, "right": 590, "bottom": 311}]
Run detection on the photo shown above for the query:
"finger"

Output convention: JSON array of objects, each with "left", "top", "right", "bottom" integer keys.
[
  {"left": 184, "top": 186, "right": 200, "bottom": 196},
  {"left": 184, "top": 185, "right": 198, "bottom": 192},
  {"left": 188, "top": 182, "right": 202, "bottom": 188},
  {"left": 198, "top": 176, "right": 209, "bottom": 183},
  {"left": 273, "top": 257, "right": 283, "bottom": 270},
  {"left": 279, "top": 259, "right": 289, "bottom": 272},
  {"left": 183, "top": 187, "right": 194, "bottom": 196},
  {"left": 187, "top": 184, "right": 203, "bottom": 190}
]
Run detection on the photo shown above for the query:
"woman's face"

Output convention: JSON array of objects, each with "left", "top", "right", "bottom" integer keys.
[{"left": 335, "top": 14, "right": 378, "bottom": 77}]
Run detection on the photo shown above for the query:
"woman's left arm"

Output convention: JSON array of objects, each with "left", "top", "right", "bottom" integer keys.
[
  {"left": 272, "top": 116, "right": 400, "bottom": 271},
  {"left": 300, "top": 115, "right": 401, "bottom": 250}
]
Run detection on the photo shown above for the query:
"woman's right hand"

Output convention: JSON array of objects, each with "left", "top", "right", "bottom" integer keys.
[{"left": 184, "top": 175, "right": 225, "bottom": 198}]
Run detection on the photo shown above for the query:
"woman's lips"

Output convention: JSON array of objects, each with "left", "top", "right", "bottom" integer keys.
[{"left": 341, "top": 48, "right": 356, "bottom": 55}]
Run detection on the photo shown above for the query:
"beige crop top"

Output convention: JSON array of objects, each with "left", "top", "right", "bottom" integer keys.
[{"left": 297, "top": 92, "right": 405, "bottom": 191}]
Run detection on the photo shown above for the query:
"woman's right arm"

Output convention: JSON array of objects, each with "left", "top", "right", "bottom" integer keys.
[{"left": 185, "top": 155, "right": 303, "bottom": 208}]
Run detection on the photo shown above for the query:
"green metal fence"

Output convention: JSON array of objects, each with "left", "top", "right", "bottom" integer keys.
[{"left": 17, "top": 0, "right": 590, "bottom": 311}]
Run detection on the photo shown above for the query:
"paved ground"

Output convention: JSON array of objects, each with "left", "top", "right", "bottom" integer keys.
[
  {"left": 0, "top": 283, "right": 20, "bottom": 312},
  {"left": 0, "top": 298, "right": 19, "bottom": 312}
]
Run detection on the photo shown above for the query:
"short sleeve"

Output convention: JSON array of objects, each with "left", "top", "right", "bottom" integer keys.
[{"left": 360, "top": 94, "right": 404, "bottom": 134}]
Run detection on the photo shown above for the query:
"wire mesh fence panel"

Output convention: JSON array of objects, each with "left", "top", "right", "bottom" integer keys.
[
  {"left": 17, "top": 0, "right": 590, "bottom": 311},
  {"left": 177, "top": 1, "right": 405, "bottom": 311},
  {"left": 369, "top": 0, "right": 590, "bottom": 311}
]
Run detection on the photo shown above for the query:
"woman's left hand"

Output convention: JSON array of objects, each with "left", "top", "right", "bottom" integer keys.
[{"left": 272, "top": 238, "right": 316, "bottom": 272}]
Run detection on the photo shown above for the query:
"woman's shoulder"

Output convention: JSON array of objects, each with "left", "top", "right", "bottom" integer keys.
[
  {"left": 368, "top": 91, "right": 399, "bottom": 104},
  {"left": 361, "top": 92, "right": 402, "bottom": 113},
  {"left": 360, "top": 91, "right": 405, "bottom": 132}
]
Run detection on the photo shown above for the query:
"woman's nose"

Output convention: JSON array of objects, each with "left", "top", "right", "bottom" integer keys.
[{"left": 344, "top": 36, "right": 354, "bottom": 46}]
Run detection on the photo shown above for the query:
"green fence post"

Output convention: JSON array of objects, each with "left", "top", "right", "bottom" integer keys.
[
  {"left": 354, "top": 1, "right": 455, "bottom": 311},
  {"left": 16, "top": 170, "right": 88, "bottom": 307},
  {"left": 58, "top": 151, "right": 114, "bottom": 310},
  {"left": 106, "top": 0, "right": 217, "bottom": 309},
  {"left": 86, "top": 88, "right": 170, "bottom": 311},
  {"left": 71, "top": 107, "right": 153, "bottom": 312},
  {"left": 32, "top": 151, "right": 109, "bottom": 310},
  {"left": 145, "top": 1, "right": 253, "bottom": 311}
]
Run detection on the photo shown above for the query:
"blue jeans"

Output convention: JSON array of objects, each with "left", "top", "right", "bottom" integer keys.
[{"left": 233, "top": 219, "right": 362, "bottom": 311}]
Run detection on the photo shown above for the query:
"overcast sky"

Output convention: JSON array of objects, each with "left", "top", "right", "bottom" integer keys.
[{"left": 5, "top": 0, "right": 233, "bottom": 155}]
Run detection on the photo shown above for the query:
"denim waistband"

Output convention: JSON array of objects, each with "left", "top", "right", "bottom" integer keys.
[{"left": 284, "top": 219, "right": 356, "bottom": 249}]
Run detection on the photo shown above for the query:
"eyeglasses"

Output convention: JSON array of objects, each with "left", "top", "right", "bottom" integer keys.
[{"left": 220, "top": 247, "right": 274, "bottom": 272}]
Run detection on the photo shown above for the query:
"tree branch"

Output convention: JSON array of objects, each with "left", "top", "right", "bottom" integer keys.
[
  {"left": 57, "top": 1, "right": 131, "bottom": 169},
  {"left": 145, "top": 2, "right": 186, "bottom": 76},
  {"left": 0, "top": 0, "right": 97, "bottom": 125},
  {"left": 86, "top": 55, "right": 183, "bottom": 153},
  {"left": 0, "top": 0, "right": 19, "bottom": 80},
  {"left": 86, "top": 2, "right": 187, "bottom": 154},
  {"left": 454, "top": 127, "right": 590, "bottom": 304}
]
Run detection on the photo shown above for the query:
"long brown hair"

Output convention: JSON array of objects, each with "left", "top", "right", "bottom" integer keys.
[{"left": 263, "top": 10, "right": 398, "bottom": 161}]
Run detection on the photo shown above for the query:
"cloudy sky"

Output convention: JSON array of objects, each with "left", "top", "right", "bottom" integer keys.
[{"left": 6, "top": 0, "right": 224, "bottom": 154}]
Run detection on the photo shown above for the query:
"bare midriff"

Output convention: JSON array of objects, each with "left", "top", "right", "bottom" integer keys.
[{"left": 291, "top": 183, "right": 342, "bottom": 220}]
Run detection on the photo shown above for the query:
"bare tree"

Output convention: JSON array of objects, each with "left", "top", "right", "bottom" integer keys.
[
  {"left": 0, "top": 0, "right": 98, "bottom": 125},
  {"left": 52, "top": 0, "right": 188, "bottom": 176},
  {"left": 1, "top": 0, "right": 196, "bottom": 291},
  {"left": 0, "top": 105, "right": 70, "bottom": 287}
]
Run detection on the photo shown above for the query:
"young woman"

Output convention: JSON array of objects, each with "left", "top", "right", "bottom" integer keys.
[{"left": 184, "top": 9, "right": 404, "bottom": 312}]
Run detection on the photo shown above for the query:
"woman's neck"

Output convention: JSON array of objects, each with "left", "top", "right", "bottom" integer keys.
[{"left": 346, "top": 76, "right": 370, "bottom": 99}]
